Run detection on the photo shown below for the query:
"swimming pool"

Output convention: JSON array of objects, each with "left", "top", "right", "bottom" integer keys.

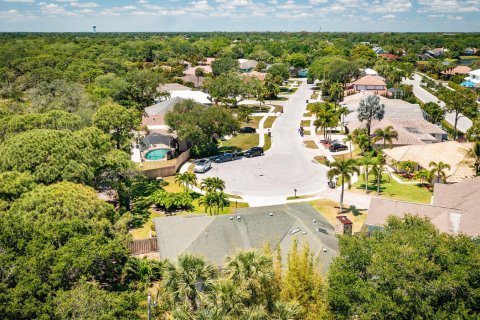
[{"left": 145, "top": 148, "right": 170, "bottom": 161}]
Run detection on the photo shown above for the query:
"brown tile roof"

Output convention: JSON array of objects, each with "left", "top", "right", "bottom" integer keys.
[
  {"left": 442, "top": 65, "right": 472, "bottom": 75},
  {"left": 352, "top": 75, "right": 386, "bottom": 86},
  {"left": 366, "top": 177, "right": 480, "bottom": 236},
  {"left": 379, "top": 53, "right": 401, "bottom": 60},
  {"left": 184, "top": 65, "right": 212, "bottom": 75},
  {"left": 243, "top": 70, "right": 267, "bottom": 81}
]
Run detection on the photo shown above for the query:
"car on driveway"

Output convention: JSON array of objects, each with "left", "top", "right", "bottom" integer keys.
[
  {"left": 329, "top": 143, "right": 348, "bottom": 152},
  {"left": 244, "top": 147, "right": 264, "bottom": 158},
  {"left": 194, "top": 159, "right": 212, "bottom": 173},
  {"left": 239, "top": 127, "right": 256, "bottom": 133},
  {"left": 213, "top": 153, "right": 235, "bottom": 163}
]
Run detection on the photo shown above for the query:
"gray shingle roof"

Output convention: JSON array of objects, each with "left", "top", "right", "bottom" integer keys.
[
  {"left": 144, "top": 97, "right": 184, "bottom": 116},
  {"left": 153, "top": 203, "right": 339, "bottom": 269}
]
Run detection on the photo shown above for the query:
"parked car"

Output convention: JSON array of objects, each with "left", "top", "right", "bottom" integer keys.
[
  {"left": 329, "top": 143, "right": 348, "bottom": 152},
  {"left": 213, "top": 153, "right": 235, "bottom": 163},
  {"left": 239, "top": 127, "right": 256, "bottom": 133},
  {"left": 244, "top": 147, "right": 264, "bottom": 158},
  {"left": 194, "top": 159, "right": 212, "bottom": 173},
  {"left": 233, "top": 152, "right": 244, "bottom": 160}
]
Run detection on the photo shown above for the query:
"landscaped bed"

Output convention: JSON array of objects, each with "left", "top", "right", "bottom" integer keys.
[
  {"left": 310, "top": 199, "right": 367, "bottom": 233},
  {"left": 352, "top": 174, "right": 432, "bottom": 203}
]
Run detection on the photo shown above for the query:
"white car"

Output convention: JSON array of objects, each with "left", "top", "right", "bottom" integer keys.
[{"left": 194, "top": 159, "right": 212, "bottom": 173}]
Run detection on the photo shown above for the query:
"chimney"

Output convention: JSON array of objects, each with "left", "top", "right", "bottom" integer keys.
[{"left": 449, "top": 212, "right": 461, "bottom": 234}]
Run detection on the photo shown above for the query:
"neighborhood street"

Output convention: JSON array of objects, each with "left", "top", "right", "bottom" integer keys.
[
  {"left": 403, "top": 73, "right": 473, "bottom": 133},
  {"left": 203, "top": 79, "right": 329, "bottom": 206}
]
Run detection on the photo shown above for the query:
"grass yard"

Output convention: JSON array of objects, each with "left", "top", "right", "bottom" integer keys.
[
  {"left": 304, "top": 140, "right": 318, "bottom": 149},
  {"left": 263, "top": 134, "right": 272, "bottom": 151},
  {"left": 220, "top": 133, "right": 259, "bottom": 152},
  {"left": 287, "top": 194, "right": 315, "bottom": 200},
  {"left": 304, "top": 111, "right": 313, "bottom": 117},
  {"left": 310, "top": 199, "right": 367, "bottom": 233},
  {"left": 269, "top": 96, "right": 288, "bottom": 101},
  {"left": 242, "top": 116, "right": 262, "bottom": 128},
  {"left": 272, "top": 105, "right": 284, "bottom": 113},
  {"left": 263, "top": 116, "right": 276, "bottom": 128},
  {"left": 301, "top": 119, "right": 311, "bottom": 127},
  {"left": 352, "top": 174, "right": 432, "bottom": 203},
  {"left": 332, "top": 143, "right": 361, "bottom": 161},
  {"left": 459, "top": 56, "right": 480, "bottom": 60},
  {"left": 314, "top": 155, "right": 328, "bottom": 166}
]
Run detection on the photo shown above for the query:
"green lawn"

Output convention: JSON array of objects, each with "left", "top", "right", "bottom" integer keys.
[
  {"left": 272, "top": 105, "right": 284, "bottom": 113},
  {"left": 310, "top": 199, "right": 367, "bottom": 233},
  {"left": 304, "top": 140, "right": 318, "bottom": 149},
  {"left": 301, "top": 119, "right": 310, "bottom": 127},
  {"left": 263, "top": 134, "right": 272, "bottom": 151},
  {"left": 310, "top": 93, "right": 318, "bottom": 100},
  {"left": 242, "top": 116, "right": 262, "bottom": 129},
  {"left": 332, "top": 143, "right": 361, "bottom": 161},
  {"left": 263, "top": 116, "right": 276, "bottom": 128},
  {"left": 459, "top": 56, "right": 480, "bottom": 60},
  {"left": 352, "top": 174, "right": 432, "bottom": 203},
  {"left": 220, "top": 133, "right": 259, "bottom": 152}
]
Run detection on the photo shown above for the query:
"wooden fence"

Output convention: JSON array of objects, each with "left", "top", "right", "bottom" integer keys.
[
  {"left": 142, "top": 149, "right": 191, "bottom": 178},
  {"left": 127, "top": 238, "right": 158, "bottom": 255}
]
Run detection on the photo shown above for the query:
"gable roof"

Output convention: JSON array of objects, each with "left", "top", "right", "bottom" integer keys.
[
  {"left": 153, "top": 203, "right": 339, "bottom": 268},
  {"left": 442, "top": 65, "right": 472, "bottom": 75},
  {"left": 366, "top": 177, "right": 480, "bottom": 237},
  {"left": 144, "top": 96, "right": 184, "bottom": 116},
  {"left": 184, "top": 65, "right": 212, "bottom": 75},
  {"left": 158, "top": 83, "right": 192, "bottom": 92},
  {"left": 352, "top": 75, "right": 386, "bottom": 86},
  {"left": 239, "top": 59, "right": 258, "bottom": 70}
]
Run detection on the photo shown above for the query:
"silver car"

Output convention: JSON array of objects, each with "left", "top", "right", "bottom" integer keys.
[{"left": 194, "top": 159, "right": 212, "bottom": 173}]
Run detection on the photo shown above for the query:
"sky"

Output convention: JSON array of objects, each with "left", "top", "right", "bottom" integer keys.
[{"left": 0, "top": 0, "right": 479, "bottom": 32}]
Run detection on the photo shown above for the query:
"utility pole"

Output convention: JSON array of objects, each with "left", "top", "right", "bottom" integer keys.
[{"left": 147, "top": 294, "right": 151, "bottom": 320}]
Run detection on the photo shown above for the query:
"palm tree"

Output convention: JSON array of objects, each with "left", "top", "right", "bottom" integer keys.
[
  {"left": 465, "top": 141, "right": 480, "bottom": 175},
  {"left": 201, "top": 177, "right": 225, "bottom": 193},
  {"left": 337, "top": 105, "right": 350, "bottom": 134},
  {"left": 371, "top": 157, "right": 391, "bottom": 195},
  {"left": 413, "top": 169, "right": 433, "bottom": 187},
  {"left": 175, "top": 172, "right": 197, "bottom": 192},
  {"left": 357, "top": 154, "right": 374, "bottom": 193},
  {"left": 272, "top": 302, "right": 300, "bottom": 320},
  {"left": 357, "top": 94, "right": 385, "bottom": 138},
  {"left": 326, "top": 159, "right": 360, "bottom": 212},
  {"left": 225, "top": 250, "right": 274, "bottom": 306},
  {"left": 343, "top": 134, "right": 353, "bottom": 158},
  {"left": 205, "top": 279, "right": 246, "bottom": 317},
  {"left": 199, "top": 191, "right": 229, "bottom": 215},
  {"left": 164, "top": 253, "right": 215, "bottom": 311},
  {"left": 429, "top": 161, "right": 451, "bottom": 184},
  {"left": 372, "top": 125, "right": 398, "bottom": 149},
  {"left": 199, "top": 192, "right": 214, "bottom": 215}
]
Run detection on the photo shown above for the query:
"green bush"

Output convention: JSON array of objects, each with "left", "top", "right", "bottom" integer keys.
[{"left": 150, "top": 190, "right": 193, "bottom": 213}]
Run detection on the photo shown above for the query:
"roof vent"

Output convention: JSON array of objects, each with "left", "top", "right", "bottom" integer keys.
[
  {"left": 229, "top": 216, "right": 233, "bottom": 220},
  {"left": 313, "top": 219, "right": 317, "bottom": 223},
  {"left": 236, "top": 215, "right": 241, "bottom": 220},
  {"left": 302, "top": 231, "right": 307, "bottom": 235},
  {"left": 323, "top": 247, "right": 328, "bottom": 252},
  {"left": 269, "top": 212, "right": 273, "bottom": 216}
]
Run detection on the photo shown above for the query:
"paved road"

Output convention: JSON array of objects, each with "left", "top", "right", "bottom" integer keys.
[
  {"left": 403, "top": 73, "right": 472, "bottom": 133},
  {"left": 202, "top": 79, "right": 328, "bottom": 206}
]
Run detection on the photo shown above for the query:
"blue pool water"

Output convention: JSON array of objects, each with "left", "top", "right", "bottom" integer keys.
[{"left": 145, "top": 148, "right": 169, "bottom": 160}]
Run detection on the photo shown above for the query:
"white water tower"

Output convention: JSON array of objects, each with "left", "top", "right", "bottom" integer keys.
[{"left": 92, "top": 25, "right": 96, "bottom": 33}]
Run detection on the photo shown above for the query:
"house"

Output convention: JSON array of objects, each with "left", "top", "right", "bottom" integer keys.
[
  {"left": 158, "top": 83, "right": 192, "bottom": 92},
  {"left": 243, "top": 70, "right": 267, "bottom": 81},
  {"left": 351, "top": 75, "right": 387, "bottom": 93},
  {"left": 378, "top": 53, "right": 401, "bottom": 61},
  {"left": 416, "top": 54, "right": 430, "bottom": 61},
  {"left": 153, "top": 203, "right": 339, "bottom": 269},
  {"left": 372, "top": 47, "right": 385, "bottom": 55},
  {"left": 297, "top": 68, "right": 308, "bottom": 77},
  {"left": 382, "top": 141, "right": 475, "bottom": 183},
  {"left": 464, "top": 48, "right": 476, "bottom": 56},
  {"left": 464, "top": 69, "right": 480, "bottom": 85},
  {"left": 441, "top": 65, "right": 472, "bottom": 76},
  {"left": 199, "top": 57, "right": 215, "bottom": 66},
  {"left": 364, "top": 68, "right": 378, "bottom": 76},
  {"left": 344, "top": 93, "right": 446, "bottom": 147},
  {"left": 142, "top": 96, "right": 185, "bottom": 129},
  {"left": 184, "top": 65, "right": 212, "bottom": 76},
  {"left": 170, "top": 90, "right": 211, "bottom": 104},
  {"left": 178, "top": 74, "right": 205, "bottom": 88},
  {"left": 238, "top": 59, "right": 258, "bottom": 73},
  {"left": 426, "top": 48, "right": 446, "bottom": 58},
  {"left": 366, "top": 177, "right": 480, "bottom": 237}
]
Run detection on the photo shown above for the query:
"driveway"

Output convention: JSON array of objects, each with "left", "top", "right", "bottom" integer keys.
[
  {"left": 403, "top": 73, "right": 472, "bottom": 133},
  {"left": 202, "top": 79, "right": 329, "bottom": 206}
]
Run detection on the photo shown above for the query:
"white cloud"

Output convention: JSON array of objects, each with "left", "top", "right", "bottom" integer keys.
[
  {"left": 417, "top": 0, "right": 479, "bottom": 13},
  {"left": 447, "top": 15, "right": 463, "bottom": 20},
  {"left": 367, "top": 0, "right": 412, "bottom": 13},
  {"left": 70, "top": 1, "right": 98, "bottom": 8},
  {"left": 310, "top": 0, "right": 328, "bottom": 4},
  {"left": 382, "top": 14, "right": 396, "bottom": 19},
  {"left": 39, "top": 2, "right": 79, "bottom": 16},
  {"left": 2, "top": 0, "right": 35, "bottom": 3}
]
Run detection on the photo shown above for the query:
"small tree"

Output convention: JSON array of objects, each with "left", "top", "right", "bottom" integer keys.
[
  {"left": 442, "top": 90, "right": 477, "bottom": 140},
  {"left": 326, "top": 159, "right": 360, "bottom": 212},
  {"left": 201, "top": 177, "right": 225, "bottom": 193},
  {"left": 174, "top": 172, "right": 197, "bottom": 192},
  {"left": 357, "top": 95, "right": 385, "bottom": 138},
  {"left": 429, "top": 161, "right": 451, "bottom": 183},
  {"left": 372, "top": 125, "right": 398, "bottom": 149},
  {"left": 371, "top": 156, "right": 391, "bottom": 195},
  {"left": 465, "top": 141, "right": 480, "bottom": 175}
]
